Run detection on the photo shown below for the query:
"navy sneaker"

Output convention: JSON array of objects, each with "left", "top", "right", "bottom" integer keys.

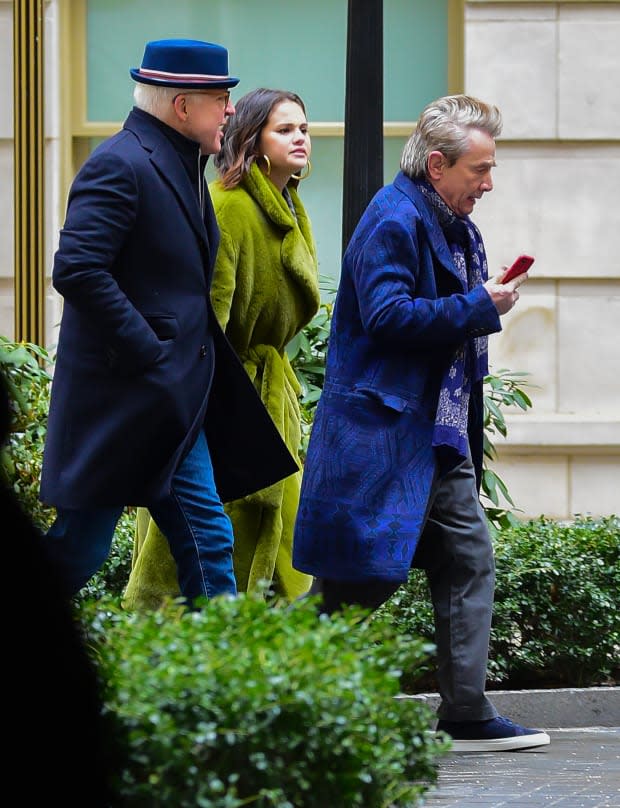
[{"left": 436, "top": 715, "right": 551, "bottom": 752}]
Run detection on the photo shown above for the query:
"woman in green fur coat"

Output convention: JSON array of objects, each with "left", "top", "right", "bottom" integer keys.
[{"left": 124, "top": 88, "right": 320, "bottom": 608}]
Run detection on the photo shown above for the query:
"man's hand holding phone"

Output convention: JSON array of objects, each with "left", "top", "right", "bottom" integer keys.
[
  {"left": 485, "top": 254, "right": 534, "bottom": 315},
  {"left": 501, "top": 254, "right": 535, "bottom": 284}
]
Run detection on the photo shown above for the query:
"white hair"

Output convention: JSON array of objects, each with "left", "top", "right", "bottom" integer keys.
[
  {"left": 400, "top": 94, "right": 503, "bottom": 179},
  {"left": 132, "top": 83, "right": 178, "bottom": 117}
]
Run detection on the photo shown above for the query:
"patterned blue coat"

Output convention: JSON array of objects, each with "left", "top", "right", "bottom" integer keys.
[{"left": 292, "top": 172, "right": 501, "bottom": 582}]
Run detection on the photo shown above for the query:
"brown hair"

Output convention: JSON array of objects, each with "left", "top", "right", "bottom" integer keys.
[{"left": 214, "top": 87, "right": 306, "bottom": 189}]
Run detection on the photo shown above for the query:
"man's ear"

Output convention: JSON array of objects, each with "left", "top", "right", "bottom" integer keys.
[
  {"left": 171, "top": 93, "right": 188, "bottom": 122},
  {"left": 427, "top": 150, "right": 445, "bottom": 181}
]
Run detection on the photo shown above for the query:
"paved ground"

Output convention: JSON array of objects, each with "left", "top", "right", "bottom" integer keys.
[{"left": 422, "top": 727, "right": 619, "bottom": 807}]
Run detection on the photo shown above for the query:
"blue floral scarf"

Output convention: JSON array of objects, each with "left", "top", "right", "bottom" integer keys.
[{"left": 417, "top": 179, "right": 489, "bottom": 467}]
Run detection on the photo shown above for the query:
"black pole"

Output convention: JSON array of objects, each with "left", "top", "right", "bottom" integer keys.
[{"left": 342, "top": 0, "right": 383, "bottom": 256}]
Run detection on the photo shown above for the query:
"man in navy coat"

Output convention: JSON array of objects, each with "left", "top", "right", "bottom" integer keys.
[
  {"left": 40, "top": 39, "right": 297, "bottom": 605},
  {"left": 293, "top": 95, "right": 550, "bottom": 752}
]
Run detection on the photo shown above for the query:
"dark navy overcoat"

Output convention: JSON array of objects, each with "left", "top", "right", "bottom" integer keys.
[
  {"left": 293, "top": 172, "right": 501, "bottom": 583},
  {"left": 40, "top": 108, "right": 297, "bottom": 509}
]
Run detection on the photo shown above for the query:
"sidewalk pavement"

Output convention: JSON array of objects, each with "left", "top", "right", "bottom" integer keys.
[
  {"left": 422, "top": 727, "right": 619, "bottom": 807},
  {"left": 401, "top": 688, "right": 620, "bottom": 807}
]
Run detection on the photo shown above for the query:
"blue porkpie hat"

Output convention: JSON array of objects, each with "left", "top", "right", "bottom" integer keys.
[{"left": 130, "top": 38, "right": 239, "bottom": 89}]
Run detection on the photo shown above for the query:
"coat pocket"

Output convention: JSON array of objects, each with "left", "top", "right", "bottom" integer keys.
[
  {"left": 144, "top": 313, "right": 179, "bottom": 341},
  {"left": 351, "top": 386, "right": 408, "bottom": 412},
  {"left": 345, "top": 385, "right": 433, "bottom": 423}
]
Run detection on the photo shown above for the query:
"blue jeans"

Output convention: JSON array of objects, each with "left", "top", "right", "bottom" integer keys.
[{"left": 46, "top": 431, "right": 236, "bottom": 604}]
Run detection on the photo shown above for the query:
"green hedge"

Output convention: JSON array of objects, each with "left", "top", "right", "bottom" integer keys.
[
  {"left": 82, "top": 595, "right": 448, "bottom": 807},
  {"left": 378, "top": 515, "right": 620, "bottom": 691},
  {"left": 0, "top": 337, "right": 52, "bottom": 528}
]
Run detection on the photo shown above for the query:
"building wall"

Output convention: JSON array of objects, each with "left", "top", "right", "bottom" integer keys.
[
  {"left": 463, "top": 1, "right": 620, "bottom": 519},
  {"left": 0, "top": 0, "right": 15, "bottom": 332},
  {"left": 2, "top": 0, "right": 618, "bottom": 520}
]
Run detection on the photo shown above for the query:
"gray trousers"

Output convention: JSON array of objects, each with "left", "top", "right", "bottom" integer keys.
[{"left": 317, "top": 452, "right": 498, "bottom": 722}]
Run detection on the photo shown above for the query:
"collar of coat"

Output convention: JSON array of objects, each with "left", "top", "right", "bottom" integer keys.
[
  {"left": 393, "top": 170, "right": 481, "bottom": 288},
  {"left": 211, "top": 162, "right": 319, "bottom": 305},
  {"left": 123, "top": 107, "right": 219, "bottom": 257},
  {"left": 242, "top": 162, "right": 315, "bottom": 241}
]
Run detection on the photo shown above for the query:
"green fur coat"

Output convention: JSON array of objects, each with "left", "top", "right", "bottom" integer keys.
[{"left": 124, "top": 163, "right": 320, "bottom": 608}]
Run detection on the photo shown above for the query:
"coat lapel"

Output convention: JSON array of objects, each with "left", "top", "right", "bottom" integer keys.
[
  {"left": 393, "top": 172, "right": 462, "bottom": 285},
  {"left": 123, "top": 110, "right": 211, "bottom": 258},
  {"left": 201, "top": 180, "right": 220, "bottom": 274},
  {"left": 243, "top": 164, "right": 319, "bottom": 311}
]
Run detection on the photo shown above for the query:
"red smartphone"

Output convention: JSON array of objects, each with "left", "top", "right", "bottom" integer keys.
[{"left": 501, "top": 254, "right": 535, "bottom": 284}]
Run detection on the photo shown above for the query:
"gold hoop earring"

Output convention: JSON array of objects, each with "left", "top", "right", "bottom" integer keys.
[
  {"left": 291, "top": 160, "right": 312, "bottom": 181},
  {"left": 261, "top": 154, "right": 271, "bottom": 176}
]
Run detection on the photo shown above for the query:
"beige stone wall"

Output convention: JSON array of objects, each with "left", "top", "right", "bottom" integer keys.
[{"left": 465, "top": 1, "right": 620, "bottom": 518}]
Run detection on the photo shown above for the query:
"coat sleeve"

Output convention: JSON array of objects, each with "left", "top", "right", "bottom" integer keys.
[
  {"left": 53, "top": 148, "right": 162, "bottom": 369},
  {"left": 353, "top": 217, "right": 501, "bottom": 348}
]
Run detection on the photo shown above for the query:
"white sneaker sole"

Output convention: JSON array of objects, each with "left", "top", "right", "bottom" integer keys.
[{"left": 448, "top": 731, "right": 551, "bottom": 752}]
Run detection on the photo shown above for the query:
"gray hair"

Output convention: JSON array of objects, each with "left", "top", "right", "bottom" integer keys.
[
  {"left": 133, "top": 83, "right": 178, "bottom": 117},
  {"left": 400, "top": 94, "right": 502, "bottom": 179}
]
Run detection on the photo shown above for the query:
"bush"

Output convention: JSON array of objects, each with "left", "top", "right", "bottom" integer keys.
[
  {"left": 490, "top": 514, "right": 620, "bottom": 688},
  {"left": 81, "top": 594, "right": 448, "bottom": 807},
  {"left": 287, "top": 298, "right": 332, "bottom": 459},
  {"left": 0, "top": 337, "right": 54, "bottom": 529},
  {"left": 378, "top": 515, "right": 620, "bottom": 692},
  {"left": 481, "top": 368, "right": 534, "bottom": 532}
]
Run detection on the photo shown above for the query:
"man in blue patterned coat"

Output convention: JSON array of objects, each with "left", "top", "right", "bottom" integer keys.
[{"left": 293, "top": 95, "right": 550, "bottom": 752}]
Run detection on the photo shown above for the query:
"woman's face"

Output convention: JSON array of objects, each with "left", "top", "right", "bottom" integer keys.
[{"left": 258, "top": 100, "right": 310, "bottom": 189}]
